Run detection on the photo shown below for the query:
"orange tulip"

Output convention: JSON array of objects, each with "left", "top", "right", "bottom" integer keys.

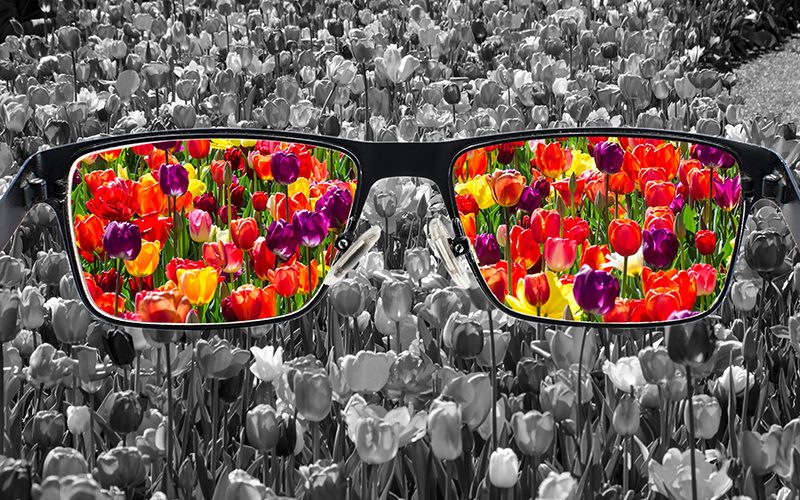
[
  {"left": 186, "top": 139, "right": 211, "bottom": 159},
  {"left": 510, "top": 225, "right": 541, "bottom": 270},
  {"left": 532, "top": 142, "right": 567, "bottom": 179},
  {"left": 83, "top": 169, "right": 116, "bottom": 194},
  {"left": 294, "top": 260, "right": 320, "bottom": 295},
  {"left": 133, "top": 177, "right": 168, "bottom": 216},
  {"left": 94, "top": 292, "right": 126, "bottom": 317},
  {"left": 608, "top": 170, "right": 635, "bottom": 195},
  {"left": 230, "top": 284, "right": 277, "bottom": 320},
  {"left": 231, "top": 217, "right": 259, "bottom": 251},
  {"left": 480, "top": 261, "right": 525, "bottom": 302},
  {"left": 177, "top": 266, "right": 218, "bottom": 306},
  {"left": 641, "top": 268, "right": 697, "bottom": 311},
  {"left": 124, "top": 241, "right": 161, "bottom": 277},
  {"left": 487, "top": 170, "right": 526, "bottom": 207},
  {"left": 608, "top": 219, "right": 642, "bottom": 257},
  {"left": 74, "top": 214, "right": 105, "bottom": 258},
  {"left": 454, "top": 148, "right": 488, "bottom": 181},
  {"left": 251, "top": 151, "right": 273, "bottom": 180},
  {"left": 136, "top": 289, "right": 193, "bottom": 323},
  {"left": 268, "top": 192, "right": 310, "bottom": 222},
  {"left": 461, "top": 214, "right": 476, "bottom": 242},
  {"left": 644, "top": 287, "right": 684, "bottom": 321},
  {"left": 145, "top": 149, "right": 177, "bottom": 171},
  {"left": 580, "top": 244, "right": 610, "bottom": 270}
]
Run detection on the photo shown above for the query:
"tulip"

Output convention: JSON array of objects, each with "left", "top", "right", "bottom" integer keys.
[
  {"left": 608, "top": 218, "right": 642, "bottom": 257},
  {"left": 249, "top": 345, "right": 284, "bottom": 383},
  {"left": 50, "top": 298, "right": 91, "bottom": 345},
  {"left": 613, "top": 393, "right": 641, "bottom": 437},
  {"left": 177, "top": 266, "right": 218, "bottom": 306},
  {"left": 230, "top": 284, "right": 276, "bottom": 320},
  {"left": 299, "top": 460, "right": 347, "bottom": 500},
  {"left": 642, "top": 228, "right": 678, "bottom": 269},
  {"left": 649, "top": 448, "right": 733, "bottom": 499},
  {"left": 685, "top": 394, "right": 722, "bottom": 440},
  {"left": 442, "top": 313, "right": 484, "bottom": 359},
  {"left": 265, "top": 219, "right": 298, "bottom": 261},
  {"left": 515, "top": 186, "right": 542, "bottom": 213},
  {"left": 106, "top": 390, "right": 144, "bottom": 434},
  {"left": 695, "top": 230, "right": 717, "bottom": 255},
  {"left": 294, "top": 370, "right": 332, "bottom": 422},
  {"left": 27, "top": 343, "right": 77, "bottom": 388},
  {"left": 731, "top": 279, "right": 759, "bottom": 311},
  {"left": 245, "top": 404, "right": 280, "bottom": 452},
  {"left": 745, "top": 229, "right": 787, "bottom": 274},
  {"left": 405, "top": 247, "right": 432, "bottom": 282},
  {"left": 230, "top": 217, "right": 259, "bottom": 251},
  {"left": 340, "top": 350, "right": 396, "bottom": 393},
  {"left": 187, "top": 139, "right": 211, "bottom": 159},
  {"left": 43, "top": 447, "right": 88, "bottom": 478},
  {"left": 23, "top": 410, "right": 65, "bottom": 450},
  {"left": 0, "top": 457, "right": 31, "bottom": 500},
  {"left": 203, "top": 240, "right": 244, "bottom": 274},
  {"left": 196, "top": 336, "right": 251, "bottom": 379},
  {"left": 693, "top": 144, "right": 735, "bottom": 168},
  {"left": 274, "top": 412, "right": 299, "bottom": 457},
  {"left": 292, "top": 210, "right": 330, "bottom": 248},
  {"left": 379, "top": 280, "right": 413, "bottom": 324},
  {"left": 188, "top": 209, "right": 213, "bottom": 242},
  {"left": 638, "top": 346, "right": 677, "bottom": 383},
  {"left": 741, "top": 429, "right": 781, "bottom": 476},
  {"left": 573, "top": 265, "right": 619, "bottom": 316},
  {"left": 66, "top": 405, "right": 91, "bottom": 435},
  {"left": 688, "top": 263, "right": 717, "bottom": 296},
  {"left": 488, "top": 448, "right": 519, "bottom": 488},
  {"left": 0, "top": 289, "right": 20, "bottom": 342},
  {"left": 538, "top": 471, "right": 578, "bottom": 500},
  {"left": 373, "top": 191, "right": 398, "bottom": 218},
  {"left": 427, "top": 399, "right": 463, "bottom": 461},
  {"left": 666, "top": 321, "right": 716, "bottom": 367},
  {"left": 511, "top": 410, "right": 554, "bottom": 456},
  {"left": 603, "top": 356, "right": 646, "bottom": 392},
  {"left": 18, "top": 286, "right": 44, "bottom": 330},
  {"left": 225, "top": 469, "right": 270, "bottom": 500},
  {"left": 94, "top": 447, "right": 147, "bottom": 489},
  {"left": 594, "top": 141, "right": 624, "bottom": 174},
  {"left": 487, "top": 169, "right": 526, "bottom": 207},
  {"left": 539, "top": 380, "right": 576, "bottom": 422},
  {"left": 543, "top": 237, "right": 577, "bottom": 272},
  {"left": 475, "top": 233, "right": 502, "bottom": 266},
  {"left": 124, "top": 240, "right": 160, "bottom": 278},
  {"left": 713, "top": 176, "right": 741, "bottom": 211},
  {"left": 271, "top": 151, "right": 300, "bottom": 185},
  {"left": 522, "top": 273, "right": 550, "bottom": 309},
  {"left": 315, "top": 186, "right": 353, "bottom": 229},
  {"left": 353, "top": 416, "right": 399, "bottom": 464},
  {"left": 533, "top": 142, "right": 567, "bottom": 178},
  {"left": 158, "top": 163, "right": 189, "bottom": 197},
  {"left": 103, "top": 221, "right": 142, "bottom": 260},
  {"left": 136, "top": 289, "right": 192, "bottom": 324}
]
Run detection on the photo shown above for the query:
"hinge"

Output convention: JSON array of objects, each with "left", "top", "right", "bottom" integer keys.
[
  {"left": 21, "top": 177, "right": 47, "bottom": 208},
  {"left": 449, "top": 235, "right": 470, "bottom": 256}
]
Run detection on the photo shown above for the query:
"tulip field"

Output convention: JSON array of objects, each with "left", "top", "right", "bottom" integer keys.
[{"left": 3, "top": 1, "right": 800, "bottom": 500}]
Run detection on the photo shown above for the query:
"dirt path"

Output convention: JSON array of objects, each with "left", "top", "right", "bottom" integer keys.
[{"left": 735, "top": 36, "right": 800, "bottom": 121}]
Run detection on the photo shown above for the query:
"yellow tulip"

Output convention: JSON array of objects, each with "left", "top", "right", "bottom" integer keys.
[
  {"left": 188, "top": 178, "right": 207, "bottom": 198},
  {"left": 455, "top": 175, "right": 494, "bottom": 210},
  {"left": 565, "top": 149, "right": 596, "bottom": 177},
  {"left": 288, "top": 177, "right": 310, "bottom": 199},
  {"left": 177, "top": 266, "right": 219, "bottom": 306},
  {"left": 124, "top": 241, "right": 160, "bottom": 277}
]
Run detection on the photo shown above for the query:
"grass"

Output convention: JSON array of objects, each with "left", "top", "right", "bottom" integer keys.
[{"left": 736, "top": 36, "right": 800, "bottom": 122}]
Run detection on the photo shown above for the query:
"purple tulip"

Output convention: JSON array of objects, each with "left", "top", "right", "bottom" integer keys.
[
  {"left": 475, "top": 233, "right": 502, "bottom": 266},
  {"left": 265, "top": 219, "right": 298, "bottom": 260},
  {"left": 668, "top": 309, "right": 698, "bottom": 321},
  {"left": 642, "top": 228, "right": 679, "bottom": 269},
  {"left": 713, "top": 176, "right": 741, "bottom": 211},
  {"left": 271, "top": 151, "right": 300, "bottom": 185},
  {"left": 593, "top": 141, "right": 624, "bottom": 174},
  {"left": 533, "top": 178, "right": 550, "bottom": 198},
  {"left": 154, "top": 140, "right": 181, "bottom": 151},
  {"left": 158, "top": 163, "right": 189, "bottom": 197},
  {"left": 102, "top": 221, "right": 142, "bottom": 261},
  {"left": 693, "top": 144, "right": 735, "bottom": 168},
  {"left": 573, "top": 265, "right": 619, "bottom": 315},
  {"left": 669, "top": 193, "right": 685, "bottom": 214},
  {"left": 315, "top": 186, "right": 353, "bottom": 229},
  {"left": 292, "top": 210, "right": 330, "bottom": 248},
  {"left": 515, "top": 186, "right": 542, "bottom": 213}
]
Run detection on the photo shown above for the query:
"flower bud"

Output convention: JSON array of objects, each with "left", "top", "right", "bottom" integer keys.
[
  {"left": 66, "top": 405, "right": 91, "bottom": 435},
  {"left": 684, "top": 394, "right": 721, "bottom": 440},
  {"left": 427, "top": 399, "right": 463, "bottom": 461},
  {"left": 488, "top": 448, "right": 519, "bottom": 488},
  {"left": 245, "top": 404, "right": 280, "bottom": 452},
  {"left": 42, "top": 446, "right": 88, "bottom": 478},
  {"left": 612, "top": 394, "right": 640, "bottom": 437},
  {"left": 106, "top": 390, "right": 144, "bottom": 434}
]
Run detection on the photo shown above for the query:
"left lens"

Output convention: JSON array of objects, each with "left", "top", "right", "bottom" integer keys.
[
  {"left": 452, "top": 135, "right": 743, "bottom": 324},
  {"left": 68, "top": 137, "right": 358, "bottom": 326}
]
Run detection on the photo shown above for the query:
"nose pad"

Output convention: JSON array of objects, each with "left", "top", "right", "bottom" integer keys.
[
  {"left": 428, "top": 216, "right": 476, "bottom": 290},
  {"left": 323, "top": 225, "right": 382, "bottom": 286}
]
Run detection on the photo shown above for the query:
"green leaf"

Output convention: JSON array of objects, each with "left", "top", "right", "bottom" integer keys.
[{"left": 681, "top": 204, "right": 697, "bottom": 234}]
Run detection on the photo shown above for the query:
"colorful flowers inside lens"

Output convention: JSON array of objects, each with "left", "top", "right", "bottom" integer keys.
[
  {"left": 70, "top": 139, "right": 357, "bottom": 324},
  {"left": 454, "top": 137, "right": 742, "bottom": 323}
]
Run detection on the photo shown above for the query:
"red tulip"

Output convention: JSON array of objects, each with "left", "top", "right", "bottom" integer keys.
[
  {"left": 231, "top": 217, "right": 259, "bottom": 251},
  {"left": 544, "top": 238, "right": 577, "bottom": 272},
  {"left": 530, "top": 209, "right": 561, "bottom": 244},
  {"left": 644, "top": 181, "right": 676, "bottom": 207},
  {"left": 695, "top": 230, "right": 716, "bottom": 255},
  {"left": 644, "top": 207, "right": 675, "bottom": 232},
  {"left": 689, "top": 263, "right": 717, "bottom": 296},
  {"left": 74, "top": 214, "right": 105, "bottom": 259},
  {"left": 608, "top": 219, "right": 642, "bottom": 257},
  {"left": 250, "top": 237, "right": 277, "bottom": 281},
  {"left": 580, "top": 244, "right": 610, "bottom": 270},
  {"left": 532, "top": 142, "right": 567, "bottom": 179},
  {"left": 186, "top": 139, "right": 211, "bottom": 159},
  {"left": 642, "top": 268, "right": 697, "bottom": 311},
  {"left": 456, "top": 194, "right": 480, "bottom": 215},
  {"left": 267, "top": 265, "right": 300, "bottom": 298},
  {"left": 510, "top": 225, "right": 540, "bottom": 270},
  {"left": 522, "top": 273, "right": 550, "bottom": 308},
  {"left": 203, "top": 241, "right": 244, "bottom": 274},
  {"left": 563, "top": 216, "right": 590, "bottom": 244},
  {"left": 454, "top": 149, "right": 488, "bottom": 181}
]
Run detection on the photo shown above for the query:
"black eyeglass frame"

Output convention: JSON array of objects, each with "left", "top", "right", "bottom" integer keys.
[{"left": 2, "top": 127, "right": 798, "bottom": 331}]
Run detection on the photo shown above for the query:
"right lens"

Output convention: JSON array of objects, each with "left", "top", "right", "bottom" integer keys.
[{"left": 68, "top": 138, "right": 358, "bottom": 326}]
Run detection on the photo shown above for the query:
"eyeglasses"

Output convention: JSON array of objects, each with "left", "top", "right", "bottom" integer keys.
[{"left": 3, "top": 127, "right": 798, "bottom": 330}]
